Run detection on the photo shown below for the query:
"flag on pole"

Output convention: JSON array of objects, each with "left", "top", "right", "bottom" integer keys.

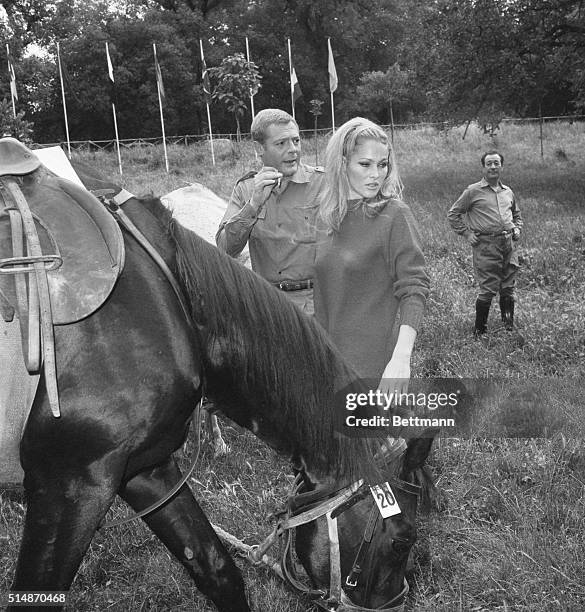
[
  {"left": 153, "top": 43, "right": 169, "bottom": 173},
  {"left": 291, "top": 67, "right": 302, "bottom": 103},
  {"left": 56, "top": 42, "right": 72, "bottom": 158},
  {"left": 199, "top": 40, "right": 215, "bottom": 166},
  {"left": 245, "top": 36, "right": 255, "bottom": 120},
  {"left": 200, "top": 43, "right": 212, "bottom": 105},
  {"left": 327, "top": 38, "right": 338, "bottom": 93},
  {"left": 154, "top": 48, "right": 165, "bottom": 100},
  {"left": 106, "top": 42, "right": 114, "bottom": 84},
  {"left": 6, "top": 43, "right": 17, "bottom": 119},
  {"left": 287, "top": 39, "right": 301, "bottom": 119},
  {"left": 327, "top": 38, "right": 337, "bottom": 131},
  {"left": 6, "top": 46, "right": 17, "bottom": 102},
  {"left": 105, "top": 42, "right": 123, "bottom": 175}
]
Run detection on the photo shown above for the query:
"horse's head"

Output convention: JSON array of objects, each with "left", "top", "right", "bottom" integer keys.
[{"left": 288, "top": 431, "right": 437, "bottom": 611}]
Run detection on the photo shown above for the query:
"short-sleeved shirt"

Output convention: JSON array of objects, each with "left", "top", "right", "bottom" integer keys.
[
  {"left": 447, "top": 178, "right": 523, "bottom": 235},
  {"left": 216, "top": 163, "right": 324, "bottom": 283},
  {"left": 314, "top": 200, "right": 429, "bottom": 380}
]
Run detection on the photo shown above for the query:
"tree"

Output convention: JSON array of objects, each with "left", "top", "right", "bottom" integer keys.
[
  {"left": 201, "top": 0, "right": 408, "bottom": 127},
  {"left": 354, "top": 64, "right": 410, "bottom": 129},
  {"left": 399, "top": 0, "right": 584, "bottom": 126},
  {"left": 410, "top": 0, "right": 521, "bottom": 125},
  {"left": 209, "top": 52, "right": 261, "bottom": 140},
  {"left": 0, "top": 98, "right": 34, "bottom": 142}
]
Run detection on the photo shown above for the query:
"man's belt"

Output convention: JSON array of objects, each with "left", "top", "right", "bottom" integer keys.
[
  {"left": 477, "top": 229, "right": 513, "bottom": 237},
  {"left": 273, "top": 279, "right": 314, "bottom": 291}
]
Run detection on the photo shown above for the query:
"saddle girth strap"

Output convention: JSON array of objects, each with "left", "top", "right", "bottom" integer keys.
[{"left": 0, "top": 177, "right": 60, "bottom": 417}]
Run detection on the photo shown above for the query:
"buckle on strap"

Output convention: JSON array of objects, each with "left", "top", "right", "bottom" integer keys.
[
  {"left": 345, "top": 568, "right": 361, "bottom": 589},
  {"left": 275, "top": 279, "right": 314, "bottom": 291}
]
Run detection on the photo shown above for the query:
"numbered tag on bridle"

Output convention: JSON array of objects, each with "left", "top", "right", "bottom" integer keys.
[{"left": 370, "top": 482, "right": 401, "bottom": 518}]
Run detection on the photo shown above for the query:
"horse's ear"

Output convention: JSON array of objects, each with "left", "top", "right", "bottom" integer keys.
[{"left": 399, "top": 428, "right": 439, "bottom": 479}]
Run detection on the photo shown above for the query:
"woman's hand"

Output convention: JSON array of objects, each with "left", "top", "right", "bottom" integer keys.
[
  {"left": 377, "top": 324, "right": 417, "bottom": 398},
  {"left": 378, "top": 353, "right": 411, "bottom": 397}
]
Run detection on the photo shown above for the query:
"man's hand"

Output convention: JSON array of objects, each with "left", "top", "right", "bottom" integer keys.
[
  {"left": 465, "top": 231, "right": 480, "bottom": 247},
  {"left": 250, "top": 166, "right": 283, "bottom": 212},
  {"left": 512, "top": 227, "right": 521, "bottom": 241}
]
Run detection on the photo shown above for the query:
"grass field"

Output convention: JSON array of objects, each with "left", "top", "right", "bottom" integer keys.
[{"left": 1, "top": 121, "right": 585, "bottom": 611}]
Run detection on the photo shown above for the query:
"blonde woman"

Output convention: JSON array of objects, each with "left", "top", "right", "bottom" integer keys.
[{"left": 315, "top": 117, "right": 429, "bottom": 398}]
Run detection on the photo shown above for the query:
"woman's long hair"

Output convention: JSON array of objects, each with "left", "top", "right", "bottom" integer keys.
[{"left": 319, "top": 117, "right": 403, "bottom": 233}]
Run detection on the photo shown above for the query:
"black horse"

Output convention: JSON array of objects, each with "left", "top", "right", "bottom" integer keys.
[{"left": 8, "top": 162, "right": 436, "bottom": 611}]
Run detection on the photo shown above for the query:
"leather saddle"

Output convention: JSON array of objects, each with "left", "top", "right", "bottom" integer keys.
[
  {"left": 0, "top": 170, "right": 124, "bottom": 325},
  {"left": 0, "top": 139, "right": 124, "bottom": 418}
]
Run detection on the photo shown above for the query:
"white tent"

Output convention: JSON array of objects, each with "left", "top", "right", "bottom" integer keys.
[{"left": 162, "top": 184, "right": 250, "bottom": 267}]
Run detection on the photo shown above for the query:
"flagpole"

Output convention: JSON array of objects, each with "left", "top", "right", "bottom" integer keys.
[
  {"left": 106, "top": 42, "right": 123, "bottom": 175},
  {"left": 6, "top": 43, "right": 16, "bottom": 118},
  {"left": 199, "top": 40, "right": 215, "bottom": 166},
  {"left": 245, "top": 36, "right": 255, "bottom": 120},
  {"left": 112, "top": 103, "right": 122, "bottom": 175},
  {"left": 153, "top": 43, "right": 169, "bottom": 173},
  {"left": 56, "top": 43, "right": 72, "bottom": 158},
  {"left": 287, "top": 38, "right": 294, "bottom": 120},
  {"left": 330, "top": 90, "right": 335, "bottom": 133}
]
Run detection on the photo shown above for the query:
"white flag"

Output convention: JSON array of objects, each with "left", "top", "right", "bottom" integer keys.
[
  {"left": 328, "top": 39, "right": 338, "bottom": 93},
  {"left": 106, "top": 42, "right": 114, "bottom": 83}
]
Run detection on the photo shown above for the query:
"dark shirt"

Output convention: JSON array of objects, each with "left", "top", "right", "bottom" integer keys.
[{"left": 314, "top": 200, "right": 429, "bottom": 380}]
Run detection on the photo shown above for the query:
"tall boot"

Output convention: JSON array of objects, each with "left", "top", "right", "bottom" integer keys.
[
  {"left": 474, "top": 299, "right": 491, "bottom": 336},
  {"left": 500, "top": 295, "right": 514, "bottom": 331}
]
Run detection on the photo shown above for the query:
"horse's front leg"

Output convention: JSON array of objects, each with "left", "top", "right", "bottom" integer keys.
[
  {"left": 118, "top": 456, "right": 250, "bottom": 612},
  {"left": 10, "top": 467, "right": 120, "bottom": 611}
]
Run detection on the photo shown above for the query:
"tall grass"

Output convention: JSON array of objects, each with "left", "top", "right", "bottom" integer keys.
[{"left": 1, "top": 122, "right": 584, "bottom": 610}]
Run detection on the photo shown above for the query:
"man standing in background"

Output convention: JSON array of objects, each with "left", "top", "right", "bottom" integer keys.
[{"left": 448, "top": 150, "right": 523, "bottom": 336}]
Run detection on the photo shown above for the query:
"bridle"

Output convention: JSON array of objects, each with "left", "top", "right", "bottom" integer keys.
[{"left": 251, "top": 472, "right": 421, "bottom": 612}]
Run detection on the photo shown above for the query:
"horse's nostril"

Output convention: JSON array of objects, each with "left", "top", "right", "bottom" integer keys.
[{"left": 392, "top": 538, "right": 412, "bottom": 554}]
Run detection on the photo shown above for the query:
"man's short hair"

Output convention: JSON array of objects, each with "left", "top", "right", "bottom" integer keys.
[
  {"left": 251, "top": 109, "right": 297, "bottom": 144},
  {"left": 481, "top": 150, "right": 504, "bottom": 166}
]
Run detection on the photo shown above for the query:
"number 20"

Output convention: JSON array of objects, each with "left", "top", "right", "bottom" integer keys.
[{"left": 377, "top": 485, "right": 396, "bottom": 508}]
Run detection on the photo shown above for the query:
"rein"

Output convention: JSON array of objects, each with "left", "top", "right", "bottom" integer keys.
[
  {"left": 96, "top": 190, "right": 193, "bottom": 324},
  {"left": 100, "top": 393, "right": 205, "bottom": 529}
]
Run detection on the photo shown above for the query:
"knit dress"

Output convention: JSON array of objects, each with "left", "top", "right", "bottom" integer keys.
[{"left": 314, "top": 199, "right": 429, "bottom": 381}]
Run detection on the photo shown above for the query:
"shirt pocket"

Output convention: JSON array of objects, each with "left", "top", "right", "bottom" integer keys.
[{"left": 292, "top": 203, "right": 318, "bottom": 244}]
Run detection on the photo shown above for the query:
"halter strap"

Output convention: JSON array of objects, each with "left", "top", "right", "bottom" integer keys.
[
  {"left": 339, "top": 580, "right": 409, "bottom": 612},
  {"left": 344, "top": 505, "right": 379, "bottom": 591}
]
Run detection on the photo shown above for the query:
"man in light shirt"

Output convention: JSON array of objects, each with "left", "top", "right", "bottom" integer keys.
[
  {"left": 448, "top": 150, "right": 523, "bottom": 336},
  {"left": 216, "top": 109, "right": 323, "bottom": 315}
]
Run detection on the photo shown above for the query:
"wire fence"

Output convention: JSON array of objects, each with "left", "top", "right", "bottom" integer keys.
[{"left": 33, "top": 114, "right": 585, "bottom": 151}]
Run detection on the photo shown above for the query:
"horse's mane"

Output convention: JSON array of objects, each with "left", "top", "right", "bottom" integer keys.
[
  {"left": 164, "top": 210, "right": 383, "bottom": 484},
  {"left": 65, "top": 162, "right": 386, "bottom": 484}
]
